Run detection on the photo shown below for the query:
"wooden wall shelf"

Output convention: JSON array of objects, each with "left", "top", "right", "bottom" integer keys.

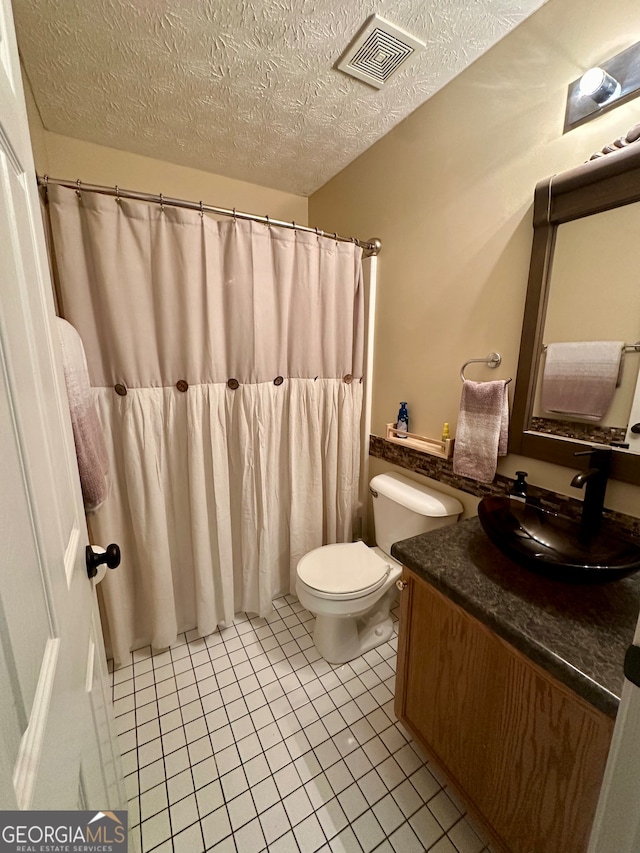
[{"left": 385, "top": 423, "right": 454, "bottom": 459}]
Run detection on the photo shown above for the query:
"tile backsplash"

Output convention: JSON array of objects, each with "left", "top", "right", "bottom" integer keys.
[{"left": 369, "top": 435, "right": 640, "bottom": 539}]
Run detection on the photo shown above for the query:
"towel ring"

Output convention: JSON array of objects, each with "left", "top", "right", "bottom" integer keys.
[{"left": 460, "top": 352, "right": 511, "bottom": 383}]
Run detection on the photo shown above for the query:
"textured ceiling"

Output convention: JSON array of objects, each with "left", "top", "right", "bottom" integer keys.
[{"left": 15, "top": 0, "right": 548, "bottom": 196}]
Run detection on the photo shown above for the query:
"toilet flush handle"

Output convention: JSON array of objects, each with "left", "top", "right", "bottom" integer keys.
[{"left": 396, "top": 579, "right": 408, "bottom": 591}]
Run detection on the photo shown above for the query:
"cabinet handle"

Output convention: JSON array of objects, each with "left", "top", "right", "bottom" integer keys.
[{"left": 396, "top": 579, "right": 408, "bottom": 591}]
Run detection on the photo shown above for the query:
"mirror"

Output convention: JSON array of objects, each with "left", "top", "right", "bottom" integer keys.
[{"left": 510, "top": 136, "right": 640, "bottom": 485}]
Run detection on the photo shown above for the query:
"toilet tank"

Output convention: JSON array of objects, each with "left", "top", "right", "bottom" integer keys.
[{"left": 370, "top": 472, "right": 463, "bottom": 556}]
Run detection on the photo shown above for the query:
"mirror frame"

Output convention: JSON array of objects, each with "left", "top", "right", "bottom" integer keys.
[{"left": 510, "top": 141, "right": 640, "bottom": 485}]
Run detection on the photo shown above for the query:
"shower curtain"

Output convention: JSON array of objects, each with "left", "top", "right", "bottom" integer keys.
[{"left": 47, "top": 185, "right": 364, "bottom": 665}]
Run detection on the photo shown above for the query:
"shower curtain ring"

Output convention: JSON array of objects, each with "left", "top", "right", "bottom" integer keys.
[
  {"left": 75, "top": 178, "right": 82, "bottom": 198},
  {"left": 333, "top": 232, "right": 338, "bottom": 243},
  {"left": 115, "top": 185, "right": 120, "bottom": 203},
  {"left": 159, "top": 193, "right": 165, "bottom": 212},
  {"left": 199, "top": 201, "right": 204, "bottom": 218},
  {"left": 232, "top": 207, "right": 237, "bottom": 221},
  {"left": 266, "top": 215, "right": 270, "bottom": 228}
]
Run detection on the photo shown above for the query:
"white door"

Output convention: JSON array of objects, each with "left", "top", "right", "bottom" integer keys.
[
  {"left": 588, "top": 617, "right": 640, "bottom": 852},
  {"left": 0, "top": 0, "right": 125, "bottom": 813}
]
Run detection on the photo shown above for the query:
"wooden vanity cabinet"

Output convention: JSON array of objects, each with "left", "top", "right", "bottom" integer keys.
[{"left": 395, "top": 569, "right": 615, "bottom": 853}]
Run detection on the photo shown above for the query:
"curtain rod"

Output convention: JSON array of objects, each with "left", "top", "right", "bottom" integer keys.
[{"left": 37, "top": 175, "right": 382, "bottom": 257}]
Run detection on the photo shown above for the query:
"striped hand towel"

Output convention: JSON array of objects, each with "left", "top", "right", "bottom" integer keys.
[
  {"left": 453, "top": 380, "right": 509, "bottom": 483},
  {"left": 541, "top": 341, "right": 623, "bottom": 421}
]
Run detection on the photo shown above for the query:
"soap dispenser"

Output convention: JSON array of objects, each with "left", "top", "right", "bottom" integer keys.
[
  {"left": 396, "top": 402, "right": 409, "bottom": 438},
  {"left": 510, "top": 471, "right": 528, "bottom": 502}
]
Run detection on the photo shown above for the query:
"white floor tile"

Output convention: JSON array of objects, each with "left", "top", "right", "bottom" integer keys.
[
  {"left": 265, "top": 741, "right": 291, "bottom": 773},
  {"left": 139, "top": 783, "right": 168, "bottom": 822},
  {"left": 269, "top": 829, "right": 304, "bottom": 853},
  {"left": 195, "top": 779, "right": 224, "bottom": 818},
  {"left": 227, "top": 788, "right": 257, "bottom": 830},
  {"left": 351, "top": 809, "right": 385, "bottom": 852},
  {"left": 391, "top": 778, "right": 423, "bottom": 818},
  {"left": 140, "top": 809, "right": 171, "bottom": 852},
  {"left": 429, "top": 836, "right": 459, "bottom": 853},
  {"left": 167, "top": 767, "right": 195, "bottom": 804},
  {"left": 305, "top": 773, "right": 335, "bottom": 810},
  {"left": 260, "top": 801, "right": 291, "bottom": 845},
  {"left": 274, "top": 763, "right": 303, "bottom": 799},
  {"left": 209, "top": 738, "right": 236, "bottom": 772},
  {"left": 233, "top": 817, "right": 267, "bottom": 852},
  {"left": 377, "top": 755, "right": 405, "bottom": 791},
  {"left": 326, "top": 759, "right": 354, "bottom": 796},
  {"left": 337, "top": 783, "right": 368, "bottom": 823},
  {"left": 252, "top": 775, "right": 280, "bottom": 814},
  {"left": 219, "top": 765, "right": 248, "bottom": 800},
  {"left": 201, "top": 805, "right": 232, "bottom": 849},
  {"left": 163, "top": 745, "right": 190, "bottom": 780},
  {"left": 282, "top": 786, "right": 314, "bottom": 826},
  {"left": 447, "top": 816, "right": 487, "bottom": 853},
  {"left": 409, "top": 805, "right": 446, "bottom": 849},
  {"left": 172, "top": 820, "right": 203, "bottom": 853},
  {"left": 191, "top": 754, "right": 218, "bottom": 789},
  {"left": 293, "top": 813, "right": 327, "bottom": 852},
  {"left": 389, "top": 819, "right": 425, "bottom": 853},
  {"left": 372, "top": 793, "right": 405, "bottom": 835},
  {"left": 429, "top": 789, "right": 463, "bottom": 832},
  {"left": 315, "top": 798, "right": 348, "bottom": 840},
  {"left": 170, "top": 792, "right": 199, "bottom": 834},
  {"left": 329, "top": 825, "right": 362, "bottom": 853}
]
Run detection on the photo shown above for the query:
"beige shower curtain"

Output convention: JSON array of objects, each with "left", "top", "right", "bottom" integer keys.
[{"left": 47, "top": 185, "right": 364, "bottom": 665}]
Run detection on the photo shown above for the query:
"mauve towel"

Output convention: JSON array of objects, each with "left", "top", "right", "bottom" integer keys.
[
  {"left": 541, "top": 341, "right": 624, "bottom": 421},
  {"left": 56, "top": 317, "right": 109, "bottom": 511},
  {"left": 453, "top": 380, "right": 509, "bottom": 483}
]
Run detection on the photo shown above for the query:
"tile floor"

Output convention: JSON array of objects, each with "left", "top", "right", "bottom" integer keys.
[{"left": 110, "top": 595, "right": 494, "bottom": 853}]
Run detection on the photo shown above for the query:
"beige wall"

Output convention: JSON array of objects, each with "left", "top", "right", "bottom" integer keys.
[
  {"left": 21, "top": 71, "right": 307, "bottom": 225},
  {"left": 310, "top": 0, "right": 640, "bottom": 517}
]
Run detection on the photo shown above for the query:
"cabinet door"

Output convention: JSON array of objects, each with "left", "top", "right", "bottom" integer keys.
[{"left": 395, "top": 570, "right": 614, "bottom": 853}]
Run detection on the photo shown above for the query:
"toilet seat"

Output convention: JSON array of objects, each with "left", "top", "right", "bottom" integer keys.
[{"left": 297, "top": 541, "right": 391, "bottom": 600}]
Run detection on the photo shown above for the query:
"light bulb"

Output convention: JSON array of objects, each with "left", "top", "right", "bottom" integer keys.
[{"left": 578, "top": 67, "right": 620, "bottom": 104}]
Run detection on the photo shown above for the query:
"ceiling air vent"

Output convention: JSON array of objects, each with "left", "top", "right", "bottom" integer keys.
[{"left": 337, "top": 14, "right": 425, "bottom": 90}]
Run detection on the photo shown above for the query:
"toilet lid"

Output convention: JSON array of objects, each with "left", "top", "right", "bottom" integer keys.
[{"left": 297, "top": 541, "right": 391, "bottom": 595}]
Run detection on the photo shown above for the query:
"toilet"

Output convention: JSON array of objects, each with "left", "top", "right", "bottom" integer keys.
[{"left": 296, "top": 472, "right": 463, "bottom": 663}]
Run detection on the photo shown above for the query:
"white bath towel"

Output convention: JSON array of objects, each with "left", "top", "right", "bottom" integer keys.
[
  {"left": 541, "top": 341, "right": 624, "bottom": 421},
  {"left": 56, "top": 317, "right": 109, "bottom": 511},
  {"left": 453, "top": 380, "right": 509, "bottom": 483}
]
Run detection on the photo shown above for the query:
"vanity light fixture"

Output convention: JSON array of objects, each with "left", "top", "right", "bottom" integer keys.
[
  {"left": 578, "top": 67, "right": 620, "bottom": 104},
  {"left": 564, "top": 41, "right": 640, "bottom": 132}
]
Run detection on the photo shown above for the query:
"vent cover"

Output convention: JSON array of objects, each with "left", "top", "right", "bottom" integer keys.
[{"left": 337, "top": 14, "right": 425, "bottom": 89}]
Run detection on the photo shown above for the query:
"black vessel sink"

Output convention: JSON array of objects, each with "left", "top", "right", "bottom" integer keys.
[{"left": 478, "top": 496, "right": 640, "bottom": 583}]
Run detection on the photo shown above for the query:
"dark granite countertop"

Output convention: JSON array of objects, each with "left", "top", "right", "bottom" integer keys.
[{"left": 391, "top": 517, "right": 640, "bottom": 719}]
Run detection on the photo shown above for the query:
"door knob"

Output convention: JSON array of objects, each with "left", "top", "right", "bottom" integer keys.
[
  {"left": 86, "top": 544, "right": 121, "bottom": 579},
  {"left": 395, "top": 579, "right": 408, "bottom": 591}
]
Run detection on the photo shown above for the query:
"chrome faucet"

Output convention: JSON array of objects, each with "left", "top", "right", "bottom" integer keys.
[{"left": 570, "top": 448, "right": 611, "bottom": 536}]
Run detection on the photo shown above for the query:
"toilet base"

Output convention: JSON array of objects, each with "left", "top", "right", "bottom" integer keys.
[{"left": 312, "top": 590, "right": 396, "bottom": 664}]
